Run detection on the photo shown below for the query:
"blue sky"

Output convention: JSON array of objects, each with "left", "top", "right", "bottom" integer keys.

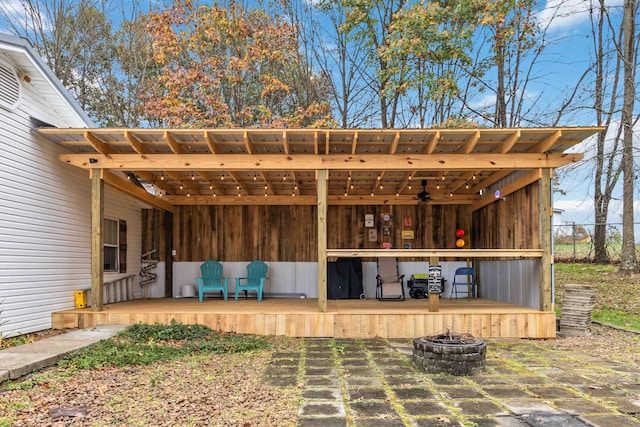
[
  {"left": 2, "top": 0, "right": 637, "bottom": 233},
  {"left": 533, "top": 0, "right": 640, "bottom": 232}
]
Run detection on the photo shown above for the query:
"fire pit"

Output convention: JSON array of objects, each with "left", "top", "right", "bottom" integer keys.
[{"left": 412, "top": 329, "right": 486, "bottom": 376}]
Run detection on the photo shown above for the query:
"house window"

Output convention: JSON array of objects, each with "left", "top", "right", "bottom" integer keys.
[{"left": 104, "top": 218, "right": 119, "bottom": 272}]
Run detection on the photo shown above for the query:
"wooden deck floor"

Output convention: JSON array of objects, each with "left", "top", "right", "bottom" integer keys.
[{"left": 52, "top": 298, "right": 556, "bottom": 339}]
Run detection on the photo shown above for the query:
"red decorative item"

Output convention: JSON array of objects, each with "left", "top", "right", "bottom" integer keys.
[
  {"left": 455, "top": 228, "right": 465, "bottom": 238},
  {"left": 456, "top": 238, "right": 465, "bottom": 248}
]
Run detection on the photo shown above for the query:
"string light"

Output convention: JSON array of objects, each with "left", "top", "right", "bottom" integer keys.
[
  {"left": 436, "top": 183, "right": 440, "bottom": 190},
  {"left": 191, "top": 173, "right": 195, "bottom": 181},
  {"left": 472, "top": 173, "right": 476, "bottom": 180},
  {"left": 160, "top": 172, "right": 164, "bottom": 181},
  {"left": 253, "top": 174, "right": 257, "bottom": 181},
  {"left": 187, "top": 192, "right": 190, "bottom": 197},
  {"left": 442, "top": 174, "right": 445, "bottom": 181},
  {"left": 179, "top": 183, "right": 184, "bottom": 190},
  {"left": 379, "top": 184, "right": 384, "bottom": 189},
  {"left": 449, "top": 192, "right": 453, "bottom": 197},
  {"left": 213, "top": 190, "right": 216, "bottom": 197},
  {"left": 370, "top": 191, "right": 374, "bottom": 197},
  {"left": 465, "top": 183, "right": 469, "bottom": 189},
  {"left": 221, "top": 173, "right": 225, "bottom": 181}
]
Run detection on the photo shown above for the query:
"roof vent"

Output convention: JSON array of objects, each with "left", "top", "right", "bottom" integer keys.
[{"left": 0, "top": 60, "right": 22, "bottom": 111}]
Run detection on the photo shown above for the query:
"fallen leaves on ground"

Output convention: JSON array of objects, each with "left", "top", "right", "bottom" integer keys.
[{"left": 1, "top": 345, "right": 301, "bottom": 427}]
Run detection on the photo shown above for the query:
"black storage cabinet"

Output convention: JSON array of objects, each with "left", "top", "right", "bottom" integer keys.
[{"left": 327, "top": 258, "right": 363, "bottom": 299}]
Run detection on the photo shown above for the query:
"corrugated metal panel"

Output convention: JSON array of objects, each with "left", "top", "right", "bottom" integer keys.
[{"left": 477, "top": 260, "right": 539, "bottom": 309}]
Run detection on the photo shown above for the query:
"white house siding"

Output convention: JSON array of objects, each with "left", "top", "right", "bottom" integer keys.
[{"left": 0, "top": 62, "right": 144, "bottom": 337}]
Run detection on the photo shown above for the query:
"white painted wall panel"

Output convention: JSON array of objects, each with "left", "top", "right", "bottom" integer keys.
[
  {"left": 0, "top": 83, "right": 143, "bottom": 337},
  {"left": 172, "top": 261, "right": 467, "bottom": 301}
]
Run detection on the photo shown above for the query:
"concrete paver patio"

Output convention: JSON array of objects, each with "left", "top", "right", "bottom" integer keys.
[{"left": 264, "top": 338, "right": 640, "bottom": 427}]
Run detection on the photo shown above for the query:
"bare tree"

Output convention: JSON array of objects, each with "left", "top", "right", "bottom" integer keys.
[
  {"left": 0, "top": 0, "right": 153, "bottom": 126},
  {"left": 619, "top": 0, "right": 638, "bottom": 274}
]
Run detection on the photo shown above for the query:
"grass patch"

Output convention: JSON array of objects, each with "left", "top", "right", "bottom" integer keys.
[
  {"left": 58, "top": 321, "right": 270, "bottom": 369},
  {"left": 555, "top": 262, "right": 640, "bottom": 332},
  {"left": 592, "top": 309, "right": 640, "bottom": 331}
]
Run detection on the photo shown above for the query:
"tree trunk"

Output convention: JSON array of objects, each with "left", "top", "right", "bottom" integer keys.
[{"left": 619, "top": 0, "right": 638, "bottom": 275}]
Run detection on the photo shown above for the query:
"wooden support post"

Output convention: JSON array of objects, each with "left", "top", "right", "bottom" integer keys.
[
  {"left": 539, "top": 168, "right": 552, "bottom": 311},
  {"left": 428, "top": 293, "right": 439, "bottom": 312},
  {"left": 317, "top": 169, "right": 328, "bottom": 312},
  {"left": 91, "top": 169, "right": 104, "bottom": 311}
]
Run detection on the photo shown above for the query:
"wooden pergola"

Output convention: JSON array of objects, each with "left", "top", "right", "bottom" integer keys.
[{"left": 37, "top": 127, "right": 603, "bottom": 315}]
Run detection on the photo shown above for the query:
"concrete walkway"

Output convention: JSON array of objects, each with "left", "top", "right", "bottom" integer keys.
[
  {"left": 264, "top": 338, "right": 640, "bottom": 427},
  {"left": 0, "top": 325, "right": 125, "bottom": 383}
]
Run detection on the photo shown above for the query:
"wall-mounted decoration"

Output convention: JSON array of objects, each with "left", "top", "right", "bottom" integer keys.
[
  {"left": 382, "top": 226, "right": 391, "bottom": 237},
  {"left": 403, "top": 215, "right": 413, "bottom": 227},
  {"left": 403, "top": 242, "right": 412, "bottom": 249},
  {"left": 382, "top": 242, "right": 392, "bottom": 249},
  {"left": 401, "top": 230, "right": 414, "bottom": 239},
  {"left": 365, "top": 214, "right": 374, "bottom": 227},
  {"left": 368, "top": 228, "right": 377, "bottom": 242},
  {"left": 380, "top": 213, "right": 393, "bottom": 223}
]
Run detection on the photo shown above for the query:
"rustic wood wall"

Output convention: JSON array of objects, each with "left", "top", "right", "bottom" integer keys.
[
  {"left": 142, "top": 209, "right": 173, "bottom": 296},
  {"left": 472, "top": 182, "right": 540, "bottom": 249},
  {"left": 166, "top": 204, "right": 472, "bottom": 262}
]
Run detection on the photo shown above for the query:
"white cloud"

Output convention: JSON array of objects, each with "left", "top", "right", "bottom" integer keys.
[{"left": 537, "top": 0, "right": 624, "bottom": 33}]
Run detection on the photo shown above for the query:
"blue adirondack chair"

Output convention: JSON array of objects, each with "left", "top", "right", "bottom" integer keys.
[
  {"left": 197, "top": 260, "right": 229, "bottom": 302},
  {"left": 235, "top": 260, "right": 268, "bottom": 301}
]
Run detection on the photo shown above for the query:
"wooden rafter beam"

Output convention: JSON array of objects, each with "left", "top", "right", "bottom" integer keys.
[
  {"left": 459, "top": 130, "right": 481, "bottom": 154},
  {"left": 60, "top": 152, "right": 584, "bottom": 171},
  {"left": 389, "top": 131, "right": 400, "bottom": 154},
  {"left": 164, "top": 131, "right": 185, "bottom": 154},
  {"left": 102, "top": 170, "right": 174, "bottom": 212},
  {"left": 85, "top": 131, "right": 116, "bottom": 156},
  {"left": 124, "top": 131, "right": 148, "bottom": 154},
  {"left": 163, "top": 194, "right": 473, "bottom": 206},
  {"left": 351, "top": 131, "right": 359, "bottom": 154},
  {"left": 229, "top": 171, "right": 248, "bottom": 193},
  {"left": 471, "top": 169, "right": 542, "bottom": 211},
  {"left": 530, "top": 130, "right": 562, "bottom": 153},
  {"left": 425, "top": 131, "right": 440, "bottom": 154},
  {"left": 469, "top": 170, "right": 511, "bottom": 194},
  {"left": 313, "top": 131, "right": 319, "bottom": 155},
  {"left": 291, "top": 171, "right": 300, "bottom": 196},
  {"left": 282, "top": 131, "right": 289, "bottom": 155},
  {"left": 495, "top": 130, "right": 521, "bottom": 153},
  {"left": 259, "top": 171, "right": 274, "bottom": 195},
  {"left": 243, "top": 131, "right": 254, "bottom": 154},
  {"left": 203, "top": 131, "right": 218, "bottom": 154}
]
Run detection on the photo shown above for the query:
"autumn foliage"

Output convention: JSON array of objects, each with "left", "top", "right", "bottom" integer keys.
[{"left": 142, "top": 0, "right": 332, "bottom": 128}]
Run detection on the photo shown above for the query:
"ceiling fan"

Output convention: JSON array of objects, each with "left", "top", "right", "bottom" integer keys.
[{"left": 416, "top": 179, "right": 431, "bottom": 202}]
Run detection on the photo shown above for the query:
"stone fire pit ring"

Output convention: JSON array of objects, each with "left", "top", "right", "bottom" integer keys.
[{"left": 412, "top": 331, "right": 486, "bottom": 376}]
